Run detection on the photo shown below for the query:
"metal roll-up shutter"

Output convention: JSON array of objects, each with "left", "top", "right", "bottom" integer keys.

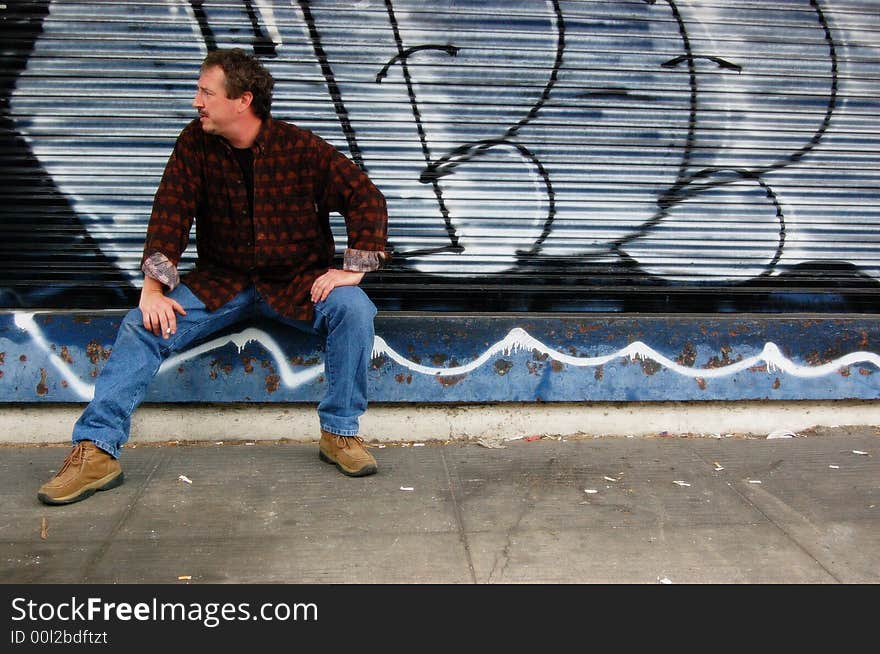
[{"left": 2, "top": 0, "right": 879, "bottom": 312}]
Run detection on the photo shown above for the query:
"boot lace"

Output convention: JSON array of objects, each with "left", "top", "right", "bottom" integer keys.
[
  {"left": 334, "top": 435, "right": 369, "bottom": 450},
  {"left": 53, "top": 442, "right": 87, "bottom": 478}
]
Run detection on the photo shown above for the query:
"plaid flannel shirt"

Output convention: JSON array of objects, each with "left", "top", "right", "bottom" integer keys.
[{"left": 141, "top": 117, "right": 387, "bottom": 320}]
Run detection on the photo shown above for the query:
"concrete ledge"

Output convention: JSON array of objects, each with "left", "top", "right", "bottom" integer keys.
[
  {"left": 4, "top": 312, "right": 879, "bottom": 404},
  {"left": 2, "top": 400, "right": 878, "bottom": 446}
]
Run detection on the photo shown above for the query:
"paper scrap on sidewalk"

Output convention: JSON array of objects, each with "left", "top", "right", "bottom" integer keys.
[
  {"left": 584, "top": 489, "right": 598, "bottom": 494},
  {"left": 400, "top": 486, "right": 414, "bottom": 491},
  {"left": 412, "top": 443, "right": 425, "bottom": 447},
  {"left": 828, "top": 464, "right": 840, "bottom": 469},
  {"left": 767, "top": 429, "right": 797, "bottom": 439},
  {"left": 713, "top": 462, "right": 724, "bottom": 471},
  {"left": 178, "top": 475, "right": 193, "bottom": 484},
  {"left": 177, "top": 575, "right": 192, "bottom": 581},
  {"left": 672, "top": 480, "right": 691, "bottom": 487},
  {"left": 747, "top": 479, "right": 762, "bottom": 484},
  {"left": 603, "top": 475, "right": 618, "bottom": 482},
  {"left": 852, "top": 450, "right": 869, "bottom": 456},
  {"left": 40, "top": 516, "right": 48, "bottom": 540},
  {"left": 657, "top": 576, "right": 673, "bottom": 584},
  {"left": 476, "top": 438, "right": 506, "bottom": 449},
  {"left": 524, "top": 435, "right": 542, "bottom": 442}
]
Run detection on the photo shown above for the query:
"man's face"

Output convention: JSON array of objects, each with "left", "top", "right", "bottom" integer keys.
[{"left": 192, "top": 65, "right": 240, "bottom": 138}]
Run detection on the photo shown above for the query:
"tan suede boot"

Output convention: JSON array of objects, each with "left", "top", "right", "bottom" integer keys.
[
  {"left": 319, "top": 430, "right": 378, "bottom": 477},
  {"left": 37, "top": 441, "right": 124, "bottom": 505}
]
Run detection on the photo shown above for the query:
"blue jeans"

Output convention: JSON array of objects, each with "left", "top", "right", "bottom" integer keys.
[{"left": 72, "top": 284, "right": 377, "bottom": 458}]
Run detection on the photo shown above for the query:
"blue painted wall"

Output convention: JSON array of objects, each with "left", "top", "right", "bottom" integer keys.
[{"left": 2, "top": 312, "right": 877, "bottom": 402}]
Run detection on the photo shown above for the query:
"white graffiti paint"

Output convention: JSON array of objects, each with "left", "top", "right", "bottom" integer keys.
[
  {"left": 159, "top": 327, "right": 326, "bottom": 388},
  {"left": 12, "top": 313, "right": 880, "bottom": 401},
  {"left": 13, "top": 312, "right": 96, "bottom": 399},
  {"left": 373, "top": 328, "right": 880, "bottom": 379}
]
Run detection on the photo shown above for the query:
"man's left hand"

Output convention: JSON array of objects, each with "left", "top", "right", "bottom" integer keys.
[{"left": 311, "top": 268, "right": 365, "bottom": 303}]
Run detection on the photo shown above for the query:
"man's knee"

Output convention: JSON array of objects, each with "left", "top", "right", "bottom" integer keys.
[
  {"left": 320, "top": 287, "right": 376, "bottom": 330},
  {"left": 329, "top": 287, "right": 376, "bottom": 316}
]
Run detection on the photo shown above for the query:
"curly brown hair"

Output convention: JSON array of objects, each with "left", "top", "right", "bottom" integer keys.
[{"left": 201, "top": 48, "right": 274, "bottom": 119}]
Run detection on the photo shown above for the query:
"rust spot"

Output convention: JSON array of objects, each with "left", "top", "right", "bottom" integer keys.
[
  {"left": 676, "top": 342, "right": 696, "bottom": 368},
  {"left": 265, "top": 373, "right": 280, "bottom": 393},
  {"left": 61, "top": 379, "right": 68, "bottom": 388},
  {"left": 695, "top": 376, "right": 706, "bottom": 390},
  {"left": 640, "top": 358, "right": 662, "bottom": 376},
  {"left": 86, "top": 340, "right": 111, "bottom": 365},
  {"left": 59, "top": 346, "right": 74, "bottom": 364},
  {"left": 532, "top": 348, "right": 548, "bottom": 362},
  {"left": 773, "top": 378, "right": 781, "bottom": 389},
  {"left": 859, "top": 367, "right": 873, "bottom": 376},
  {"left": 594, "top": 365, "right": 603, "bottom": 380},
  {"left": 437, "top": 373, "right": 466, "bottom": 386},
  {"left": 0, "top": 352, "right": 4, "bottom": 364},
  {"left": 431, "top": 353, "right": 448, "bottom": 366},
  {"left": 493, "top": 359, "right": 513, "bottom": 376},
  {"left": 19, "top": 354, "right": 27, "bottom": 362},
  {"left": 371, "top": 354, "right": 387, "bottom": 369},
  {"left": 550, "top": 360, "right": 564, "bottom": 373},
  {"left": 394, "top": 373, "right": 412, "bottom": 384},
  {"left": 36, "top": 368, "right": 49, "bottom": 396},
  {"left": 241, "top": 356, "right": 255, "bottom": 374},
  {"left": 839, "top": 367, "right": 851, "bottom": 377},
  {"left": 706, "top": 345, "right": 736, "bottom": 369},
  {"left": 261, "top": 359, "right": 272, "bottom": 369},
  {"left": 291, "top": 354, "right": 321, "bottom": 366},
  {"left": 858, "top": 330, "right": 869, "bottom": 348}
]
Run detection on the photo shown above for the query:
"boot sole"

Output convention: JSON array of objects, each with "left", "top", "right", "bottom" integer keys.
[
  {"left": 38, "top": 471, "right": 125, "bottom": 506},
  {"left": 319, "top": 450, "right": 377, "bottom": 477}
]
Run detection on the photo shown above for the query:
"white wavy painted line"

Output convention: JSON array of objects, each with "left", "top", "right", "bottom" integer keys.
[
  {"left": 11, "top": 316, "right": 880, "bottom": 403},
  {"left": 373, "top": 327, "right": 880, "bottom": 380},
  {"left": 158, "top": 327, "right": 325, "bottom": 388}
]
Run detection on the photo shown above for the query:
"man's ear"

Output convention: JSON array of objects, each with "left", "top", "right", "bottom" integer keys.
[{"left": 238, "top": 91, "right": 254, "bottom": 113}]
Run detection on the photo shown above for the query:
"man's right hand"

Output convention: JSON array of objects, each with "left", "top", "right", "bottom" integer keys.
[{"left": 139, "top": 278, "right": 187, "bottom": 339}]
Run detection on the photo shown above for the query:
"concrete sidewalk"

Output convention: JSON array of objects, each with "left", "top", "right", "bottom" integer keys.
[{"left": 1, "top": 426, "right": 878, "bottom": 584}]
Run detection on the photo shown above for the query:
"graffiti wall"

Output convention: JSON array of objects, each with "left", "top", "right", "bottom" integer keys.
[{"left": 1, "top": 1, "right": 878, "bottom": 403}]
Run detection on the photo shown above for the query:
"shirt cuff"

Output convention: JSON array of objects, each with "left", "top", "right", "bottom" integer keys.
[
  {"left": 343, "top": 248, "right": 387, "bottom": 273},
  {"left": 141, "top": 252, "right": 180, "bottom": 291}
]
